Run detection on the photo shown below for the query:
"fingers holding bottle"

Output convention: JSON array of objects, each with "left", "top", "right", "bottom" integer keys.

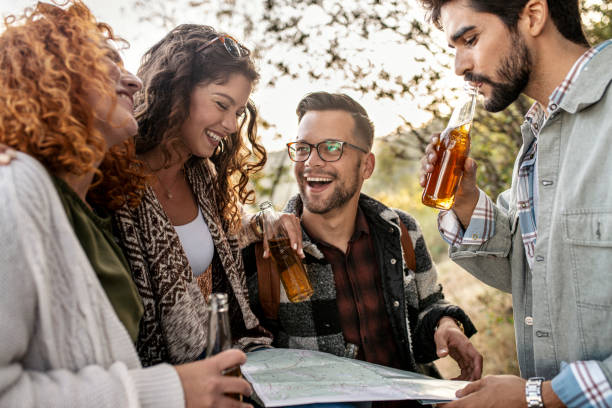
[
  {"left": 453, "top": 157, "right": 481, "bottom": 228},
  {"left": 419, "top": 133, "right": 441, "bottom": 187},
  {"left": 175, "top": 349, "right": 253, "bottom": 408}
]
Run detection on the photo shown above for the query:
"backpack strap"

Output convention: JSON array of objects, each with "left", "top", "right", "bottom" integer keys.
[
  {"left": 399, "top": 220, "right": 416, "bottom": 271},
  {"left": 255, "top": 241, "right": 280, "bottom": 320}
]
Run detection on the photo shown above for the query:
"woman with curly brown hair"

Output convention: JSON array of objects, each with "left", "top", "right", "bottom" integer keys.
[
  {"left": 113, "top": 25, "right": 302, "bottom": 367},
  {"left": 0, "top": 2, "right": 254, "bottom": 407}
]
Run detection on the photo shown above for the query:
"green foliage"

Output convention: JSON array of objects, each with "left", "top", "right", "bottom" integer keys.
[{"left": 583, "top": 1, "right": 612, "bottom": 45}]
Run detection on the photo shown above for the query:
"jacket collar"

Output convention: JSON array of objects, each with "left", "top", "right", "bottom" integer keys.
[
  {"left": 560, "top": 40, "right": 612, "bottom": 114},
  {"left": 283, "top": 193, "right": 401, "bottom": 259}
]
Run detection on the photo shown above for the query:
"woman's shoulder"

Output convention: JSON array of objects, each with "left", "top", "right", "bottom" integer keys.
[
  {"left": 1, "top": 151, "right": 53, "bottom": 186},
  {"left": 0, "top": 152, "right": 58, "bottom": 216}
]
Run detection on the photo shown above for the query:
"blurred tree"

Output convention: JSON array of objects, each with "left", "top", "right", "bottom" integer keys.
[
  {"left": 583, "top": 1, "right": 612, "bottom": 45},
  {"left": 133, "top": 0, "right": 609, "bottom": 201}
]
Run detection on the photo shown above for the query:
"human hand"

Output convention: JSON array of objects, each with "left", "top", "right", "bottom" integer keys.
[
  {"left": 419, "top": 133, "right": 442, "bottom": 189},
  {"left": 175, "top": 349, "right": 254, "bottom": 408},
  {"left": 0, "top": 144, "right": 17, "bottom": 165},
  {"left": 262, "top": 212, "right": 304, "bottom": 259},
  {"left": 419, "top": 134, "right": 479, "bottom": 227},
  {"left": 434, "top": 317, "right": 483, "bottom": 381},
  {"left": 442, "top": 375, "right": 526, "bottom": 408}
]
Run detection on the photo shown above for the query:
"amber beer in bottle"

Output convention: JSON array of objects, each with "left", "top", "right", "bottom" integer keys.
[
  {"left": 259, "top": 201, "right": 314, "bottom": 302},
  {"left": 206, "top": 293, "right": 243, "bottom": 401},
  {"left": 422, "top": 85, "right": 478, "bottom": 210}
]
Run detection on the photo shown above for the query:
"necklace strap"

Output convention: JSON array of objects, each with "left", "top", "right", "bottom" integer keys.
[{"left": 155, "top": 168, "right": 184, "bottom": 200}]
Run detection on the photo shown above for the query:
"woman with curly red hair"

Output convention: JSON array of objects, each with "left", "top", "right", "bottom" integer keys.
[
  {"left": 0, "top": 2, "right": 253, "bottom": 407},
  {"left": 113, "top": 24, "right": 303, "bottom": 367}
]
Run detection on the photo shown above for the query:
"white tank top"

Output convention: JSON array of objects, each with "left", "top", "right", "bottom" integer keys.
[{"left": 173, "top": 207, "right": 214, "bottom": 277}]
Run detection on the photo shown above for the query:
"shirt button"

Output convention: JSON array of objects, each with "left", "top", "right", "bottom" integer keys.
[
  {"left": 393, "top": 301, "right": 400, "bottom": 308},
  {"left": 389, "top": 227, "right": 394, "bottom": 233},
  {"left": 550, "top": 103, "right": 558, "bottom": 111},
  {"left": 536, "top": 255, "right": 545, "bottom": 262},
  {"left": 525, "top": 316, "right": 534, "bottom": 326},
  {"left": 390, "top": 258, "right": 397, "bottom": 265},
  {"left": 542, "top": 180, "right": 554, "bottom": 186}
]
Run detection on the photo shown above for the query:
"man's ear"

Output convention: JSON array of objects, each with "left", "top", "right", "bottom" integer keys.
[
  {"left": 519, "top": 0, "right": 548, "bottom": 38},
  {"left": 362, "top": 152, "right": 375, "bottom": 180}
]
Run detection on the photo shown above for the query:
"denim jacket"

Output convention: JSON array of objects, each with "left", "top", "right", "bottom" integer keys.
[{"left": 448, "top": 44, "right": 612, "bottom": 382}]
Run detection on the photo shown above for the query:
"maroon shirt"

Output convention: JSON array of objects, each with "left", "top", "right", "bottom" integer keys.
[{"left": 314, "top": 208, "right": 415, "bottom": 408}]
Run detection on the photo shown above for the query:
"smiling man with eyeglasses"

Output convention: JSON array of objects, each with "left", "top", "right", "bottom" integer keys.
[{"left": 243, "top": 92, "right": 482, "bottom": 408}]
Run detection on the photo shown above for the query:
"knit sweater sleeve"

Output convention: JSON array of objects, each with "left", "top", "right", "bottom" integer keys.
[{"left": 0, "top": 154, "right": 184, "bottom": 408}]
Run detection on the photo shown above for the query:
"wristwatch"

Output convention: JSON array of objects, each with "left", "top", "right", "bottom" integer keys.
[{"left": 525, "top": 377, "right": 545, "bottom": 408}]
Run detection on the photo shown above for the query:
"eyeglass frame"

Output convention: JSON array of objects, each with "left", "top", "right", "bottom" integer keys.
[
  {"left": 286, "top": 139, "right": 369, "bottom": 162},
  {"left": 196, "top": 35, "right": 249, "bottom": 57}
]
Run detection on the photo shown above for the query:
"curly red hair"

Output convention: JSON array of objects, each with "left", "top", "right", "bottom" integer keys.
[{"left": 0, "top": 1, "right": 147, "bottom": 210}]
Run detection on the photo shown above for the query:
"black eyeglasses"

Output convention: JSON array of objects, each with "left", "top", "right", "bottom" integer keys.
[
  {"left": 287, "top": 139, "right": 369, "bottom": 162},
  {"left": 196, "top": 35, "right": 249, "bottom": 57}
]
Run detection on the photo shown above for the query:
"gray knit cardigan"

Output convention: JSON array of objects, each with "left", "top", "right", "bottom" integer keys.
[{"left": 0, "top": 153, "right": 184, "bottom": 408}]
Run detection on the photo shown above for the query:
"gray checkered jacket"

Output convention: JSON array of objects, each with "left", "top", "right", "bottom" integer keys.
[{"left": 244, "top": 193, "right": 476, "bottom": 372}]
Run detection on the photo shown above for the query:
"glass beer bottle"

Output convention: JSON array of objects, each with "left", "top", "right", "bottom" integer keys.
[
  {"left": 422, "top": 84, "right": 478, "bottom": 210},
  {"left": 259, "top": 201, "right": 314, "bottom": 302},
  {"left": 206, "top": 293, "right": 242, "bottom": 401}
]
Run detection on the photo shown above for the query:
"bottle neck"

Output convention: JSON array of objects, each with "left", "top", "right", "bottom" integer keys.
[
  {"left": 206, "top": 293, "right": 232, "bottom": 356},
  {"left": 208, "top": 293, "right": 229, "bottom": 312}
]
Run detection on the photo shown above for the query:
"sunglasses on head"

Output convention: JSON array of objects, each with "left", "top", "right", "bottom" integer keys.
[{"left": 196, "top": 35, "right": 249, "bottom": 58}]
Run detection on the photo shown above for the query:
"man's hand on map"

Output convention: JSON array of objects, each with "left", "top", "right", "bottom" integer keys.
[
  {"left": 441, "top": 375, "right": 525, "bottom": 407},
  {"left": 434, "top": 317, "right": 483, "bottom": 381},
  {"left": 444, "top": 375, "right": 565, "bottom": 408}
]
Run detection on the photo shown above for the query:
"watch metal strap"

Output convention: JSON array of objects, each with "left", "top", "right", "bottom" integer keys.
[{"left": 525, "top": 377, "right": 545, "bottom": 408}]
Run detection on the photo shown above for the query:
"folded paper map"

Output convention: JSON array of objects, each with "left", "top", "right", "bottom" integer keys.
[{"left": 242, "top": 348, "right": 469, "bottom": 407}]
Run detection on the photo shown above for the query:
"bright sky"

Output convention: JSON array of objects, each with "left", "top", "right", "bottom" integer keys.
[{"left": 0, "top": 0, "right": 460, "bottom": 151}]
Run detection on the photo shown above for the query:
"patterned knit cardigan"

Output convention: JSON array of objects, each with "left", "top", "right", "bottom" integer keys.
[
  {"left": 114, "top": 158, "right": 271, "bottom": 366},
  {"left": 244, "top": 193, "right": 476, "bottom": 371}
]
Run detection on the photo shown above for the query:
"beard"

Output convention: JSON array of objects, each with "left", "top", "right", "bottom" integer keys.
[
  {"left": 466, "top": 31, "right": 532, "bottom": 112},
  {"left": 297, "top": 165, "right": 361, "bottom": 214}
]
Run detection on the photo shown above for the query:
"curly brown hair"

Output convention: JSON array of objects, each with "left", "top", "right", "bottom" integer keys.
[
  {"left": 0, "top": 1, "right": 147, "bottom": 211},
  {"left": 135, "top": 24, "right": 267, "bottom": 232}
]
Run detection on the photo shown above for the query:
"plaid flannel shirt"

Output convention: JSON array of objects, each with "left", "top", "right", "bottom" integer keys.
[
  {"left": 440, "top": 39, "right": 612, "bottom": 408},
  {"left": 315, "top": 207, "right": 403, "bottom": 369}
]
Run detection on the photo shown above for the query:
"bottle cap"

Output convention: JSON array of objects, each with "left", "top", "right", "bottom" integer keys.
[
  {"left": 258, "top": 200, "right": 274, "bottom": 211},
  {"left": 208, "top": 293, "right": 229, "bottom": 312}
]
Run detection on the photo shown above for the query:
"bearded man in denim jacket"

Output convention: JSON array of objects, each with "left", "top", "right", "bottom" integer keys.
[{"left": 419, "top": 0, "right": 612, "bottom": 407}]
